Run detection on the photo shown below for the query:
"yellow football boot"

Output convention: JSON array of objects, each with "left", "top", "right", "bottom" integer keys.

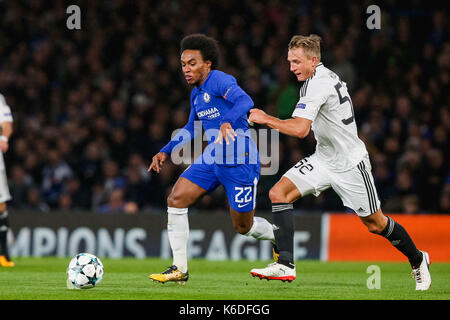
[
  {"left": 0, "top": 255, "right": 15, "bottom": 267},
  {"left": 149, "top": 265, "right": 189, "bottom": 284},
  {"left": 272, "top": 243, "right": 279, "bottom": 263}
]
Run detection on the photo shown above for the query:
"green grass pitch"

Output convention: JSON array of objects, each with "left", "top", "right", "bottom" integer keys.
[{"left": 0, "top": 257, "right": 449, "bottom": 300}]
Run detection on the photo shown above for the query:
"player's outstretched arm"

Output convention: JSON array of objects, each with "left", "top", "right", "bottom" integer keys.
[
  {"left": 147, "top": 152, "right": 168, "bottom": 173},
  {"left": 249, "top": 108, "right": 311, "bottom": 138}
]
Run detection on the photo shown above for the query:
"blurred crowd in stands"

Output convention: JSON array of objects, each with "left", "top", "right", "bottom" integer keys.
[{"left": 0, "top": 0, "right": 448, "bottom": 214}]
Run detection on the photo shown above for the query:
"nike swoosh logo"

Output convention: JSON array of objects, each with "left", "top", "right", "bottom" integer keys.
[{"left": 237, "top": 202, "right": 251, "bottom": 208}]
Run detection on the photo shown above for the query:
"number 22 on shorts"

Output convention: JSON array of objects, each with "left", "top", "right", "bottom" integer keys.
[{"left": 235, "top": 186, "right": 252, "bottom": 208}]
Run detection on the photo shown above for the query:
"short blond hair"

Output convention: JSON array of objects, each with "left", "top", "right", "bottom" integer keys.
[{"left": 288, "top": 34, "right": 322, "bottom": 61}]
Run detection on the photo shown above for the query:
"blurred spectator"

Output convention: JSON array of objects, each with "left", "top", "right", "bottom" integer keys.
[
  {"left": 92, "top": 159, "right": 127, "bottom": 209},
  {"left": 124, "top": 167, "right": 148, "bottom": 209},
  {"left": 108, "top": 127, "right": 129, "bottom": 167},
  {"left": 372, "top": 154, "right": 394, "bottom": 202},
  {"left": 78, "top": 141, "right": 103, "bottom": 187},
  {"left": 62, "top": 177, "right": 91, "bottom": 210},
  {"left": 267, "top": 59, "right": 298, "bottom": 119},
  {"left": 330, "top": 44, "right": 356, "bottom": 92},
  {"left": 419, "top": 149, "right": 446, "bottom": 211},
  {"left": 97, "top": 188, "right": 138, "bottom": 214},
  {"left": 24, "top": 188, "right": 50, "bottom": 213},
  {"left": 41, "top": 149, "right": 74, "bottom": 208},
  {"left": 127, "top": 153, "right": 151, "bottom": 181},
  {"left": 145, "top": 122, "right": 168, "bottom": 159},
  {"left": 384, "top": 168, "right": 418, "bottom": 212},
  {"left": 126, "top": 114, "right": 148, "bottom": 154},
  {"left": 402, "top": 195, "right": 420, "bottom": 214},
  {"left": 58, "top": 192, "right": 74, "bottom": 212},
  {"left": 439, "top": 179, "right": 450, "bottom": 213},
  {"left": 8, "top": 165, "right": 35, "bottom": 210}
]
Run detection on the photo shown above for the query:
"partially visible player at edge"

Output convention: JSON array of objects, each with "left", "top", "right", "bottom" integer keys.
[
  {"left": 248, "top": 34, "right": 431, "bottom": 291},
  {"left": 0, "top": 93, "right": 14, "bottom": 267},
  {"left": 147, "top": 34, "right": 277, "bottom": 283}
]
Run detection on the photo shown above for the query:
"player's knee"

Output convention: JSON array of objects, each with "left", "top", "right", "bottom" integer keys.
[
  {"left": 366, "top": 222, "right": 384, "bottom": 234},
  {"left": 269, "top": 187, "right": 287, "bottom": 203},
  {"left": 233, "top": 222, "right": 251, "bottom": 235},
  {"left": 167, "top": 192, "right": 186, "bottom": 208}
]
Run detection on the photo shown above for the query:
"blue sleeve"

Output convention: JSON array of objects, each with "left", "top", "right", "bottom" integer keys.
[
  {"left": 160, "top": 105, "right": 198, "bottom": 155},
  {"left": 220, "top": 94, "right": 254, "bottom": 125},
  {"left": 210, "top": 72, "right": 254, "bottom": 125}
]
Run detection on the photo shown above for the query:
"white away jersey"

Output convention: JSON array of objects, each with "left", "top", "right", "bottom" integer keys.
[
  {"left": 292, "top": 63, "right": 367, "bottom": 172},
  {"left": 0, "top": 94, "right": 13, "bottom": 123}
]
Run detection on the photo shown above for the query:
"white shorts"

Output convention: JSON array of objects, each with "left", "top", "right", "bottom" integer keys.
[
  {"left": 283, "top": 153, "right": 380, "bottom": 217},
  {"left": 0, "top": 153, "right": 11, "bottom": 203}
]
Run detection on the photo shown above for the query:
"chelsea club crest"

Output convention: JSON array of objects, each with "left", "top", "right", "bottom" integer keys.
[{"left": 203, "top": 92, "right": 210, "bottom": 103}]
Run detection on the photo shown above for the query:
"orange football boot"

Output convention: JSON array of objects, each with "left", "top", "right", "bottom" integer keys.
[{"left": 0, "top": 255, "right": 15, "bottom": 267}]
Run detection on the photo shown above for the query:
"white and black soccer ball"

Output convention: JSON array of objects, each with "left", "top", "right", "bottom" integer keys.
[{"left": 67, "top": 253, "right": 104, "bottom": 289}]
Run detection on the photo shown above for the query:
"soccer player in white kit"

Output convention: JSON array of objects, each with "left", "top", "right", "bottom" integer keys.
[
  {"left": 0, "top": 93, "right": 14, "bottom": 267},
  {"left": 248, "top": 35, "right": 431, "bottom": 290}
]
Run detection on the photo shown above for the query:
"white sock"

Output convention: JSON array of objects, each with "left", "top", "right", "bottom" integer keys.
[
  {"left": 245, "top": 216, "right": 275, "bottom": 243},
  {"left": 167, "top": 207, "right": 189, "bottom": 273}
]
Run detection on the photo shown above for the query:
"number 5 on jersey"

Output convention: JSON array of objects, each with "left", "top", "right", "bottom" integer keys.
[{"left": 334, "top": 81, "right": 355, "bottom": 125}]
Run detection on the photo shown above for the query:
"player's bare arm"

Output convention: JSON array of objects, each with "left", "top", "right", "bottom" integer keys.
[
  {"left": 147, "top": 152, "right": 168, "bottom": 173},
  {"left": 0, "top": 121, "right": 12, "bottom": 153},
  {"left": 249, "top": 108, "right": 311, "bottom": 138}
]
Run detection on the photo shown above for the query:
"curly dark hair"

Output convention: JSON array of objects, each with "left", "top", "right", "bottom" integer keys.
[{"left": 180, "top": 34, "right": 220, "bottom": 69}]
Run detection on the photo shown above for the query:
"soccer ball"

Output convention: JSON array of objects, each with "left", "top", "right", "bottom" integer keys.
[{"left": 67, "top": 253, "right": 104, "bottom": 289}]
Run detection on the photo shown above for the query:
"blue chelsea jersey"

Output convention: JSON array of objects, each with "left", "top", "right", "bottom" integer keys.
[
  {"left": 161, "top": 70, "right": 259, "bottom": 166},
  {"left": 190, "top": 70, "right": 250, "bottom": 132}
]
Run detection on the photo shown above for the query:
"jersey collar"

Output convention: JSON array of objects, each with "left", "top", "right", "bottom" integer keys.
[
  {"left": 196, "top": 70, "right": 214, "bottom": 91},
  {"left": 312, "top": 62, "right": 323, "bottom": 78}
]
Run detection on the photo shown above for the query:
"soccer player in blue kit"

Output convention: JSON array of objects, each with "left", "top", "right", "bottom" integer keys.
[{"left": 148, "top": 34, "right": 276, "bottom": 283}]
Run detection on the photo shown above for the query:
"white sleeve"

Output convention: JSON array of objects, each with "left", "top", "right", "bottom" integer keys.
[
  {"left": 0, "top": 94, "right": 13, "bottom": 123},
  {"left": 291, "top": 80, "right": 328, "bottom": 121}
]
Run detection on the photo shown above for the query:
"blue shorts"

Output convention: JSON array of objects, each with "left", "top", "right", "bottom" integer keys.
[{"left": 180, "top": 162, "right": 260, "bottom": 213}]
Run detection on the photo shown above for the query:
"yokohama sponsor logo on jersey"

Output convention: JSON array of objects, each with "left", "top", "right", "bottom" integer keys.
[{"left": 197, "top": 107, "right": 219, "bottom": 118}]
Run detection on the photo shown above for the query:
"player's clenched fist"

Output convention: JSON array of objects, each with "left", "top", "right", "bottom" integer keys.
[
  {"left": 148, "top": 152, "right": 168, "bottom": 173},
  {"left": 248, "top": 108, "right": 268, "bottom": 125}
]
